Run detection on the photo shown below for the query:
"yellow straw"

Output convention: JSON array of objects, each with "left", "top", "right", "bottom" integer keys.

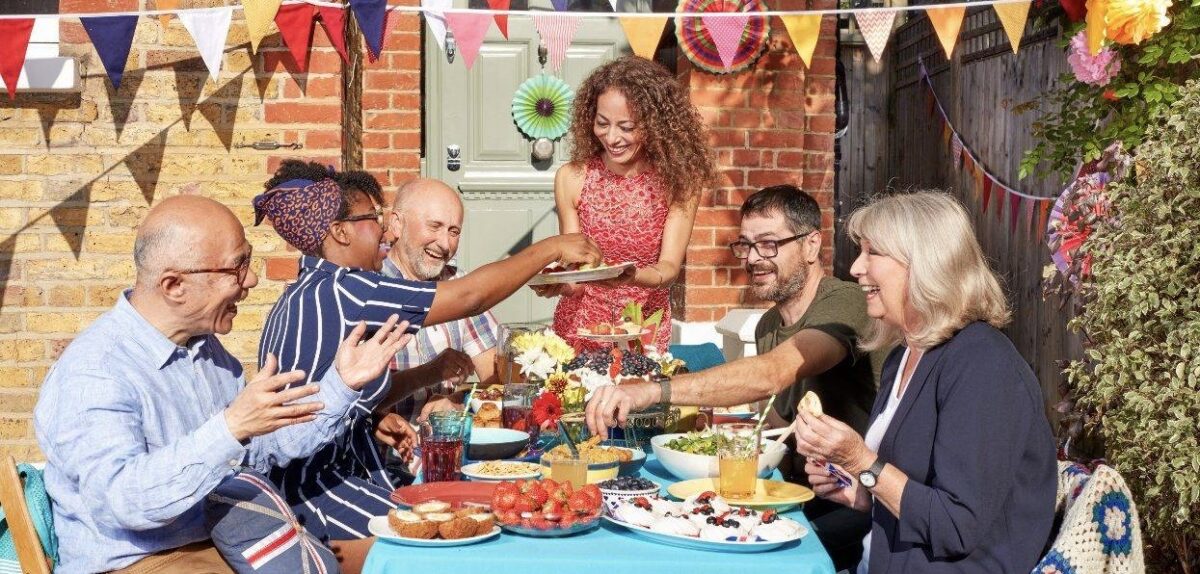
[{"left": 753, "top": 394, "right": 777, "bottom": 449}]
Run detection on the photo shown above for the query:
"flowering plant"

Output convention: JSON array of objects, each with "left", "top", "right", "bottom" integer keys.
[
  {"left": 531, "top": 391, "right": 564, "bottom": 428},
  {"left": 1067, "top": 31, "right": 1121, "bottom": 86},
  {"left": 510, "top": 329, "right": 575, "bottom": 381}
]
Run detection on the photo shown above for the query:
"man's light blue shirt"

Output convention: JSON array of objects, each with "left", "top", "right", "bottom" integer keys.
[{"left": 34, "top": 291, "right": 361, "bottom": 573}]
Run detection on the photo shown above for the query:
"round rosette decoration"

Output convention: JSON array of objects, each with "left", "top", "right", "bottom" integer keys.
[
  {"left": 676, "top": 0, "right": 770, "bottom": 75},
  {"left": 512, "top": 74, "right": 575, "bottom": 141}
]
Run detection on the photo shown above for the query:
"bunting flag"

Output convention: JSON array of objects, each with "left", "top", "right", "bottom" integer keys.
[
  {"left": 1085, "top": 0, "right": 1106, "bottom": 55},
  {"left": 81, "top": 15, "right": 139, "bottom": 89},
  {"left": 853, "top": 10, "right": 896, "bottom": 62},
  {"left": 951, "top": 133, "right": 963, "bottom": 166},
  {"left": 982, "top": 176, "right": 994, "bottom": 214},
  {"left": 317, "top": 6, "right": 350, "bottom": 64},
  {"left": 243, "top": 0, "right": 284, "bottom": 53},
  {"left": 1009, "top": 189, "right": 1022, "bottom": 232},
  {"left": 619, "top": 17, "right": 669, "bottom": 60},
  {"left": 177, "top": 7, "right": 233, "bottom": 80},
  {"left": 702, "top": 13, "right": 752, "bottom": 70},
  {"left": 1024, "top": 196, "right": 1036, "bottom": 237},
  {"left": 445, "top": 13, "right": 492, "bottom": 70},
  {"left": 608, "top": 0, "right": 620, "bottom": 9},
  {"left": 780, "top": 14, "right": 822, "bottom": 69},
  {"left": 487, "top": 0, "right": 511, "bottom": 39},
  {"left": 350, "top": 0, "right": 388, "bottom": 61},
  {"left": 926, "top": 6, "right": 965, "bottom": 59},
  {"left": 275, "top": 4, "right": 316, "bottom": 72},
  {"left": 552, "top": 0, "right": 570, "bottom": 11},
  {"left": 157, "top": 0, "right": 180, "bottom": 29},
  {"left": 0, "top": 19, "right": 35, "bottom": 99},
  {"left": 993, "top": 1, "right": 1030, "bottom": 54},
  {"left": 533, "top": 14, "right": 581, "bottom": 73},
  {"left": 1038, "top": 201, "right": 1052, "bottom": 238},
  {"left": 422, "top": 0, "right": 452, "bottom": 52}
]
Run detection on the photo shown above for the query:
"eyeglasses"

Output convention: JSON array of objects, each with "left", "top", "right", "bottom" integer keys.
[
  {"left": 176, "top": 249, "right": 253, "bottom": 284},
  {"left": 728, "top": 230, "right": 815, "bottom": 259},
  {"left": 338, "top": 206, "right": 384, "bottom": 226}
]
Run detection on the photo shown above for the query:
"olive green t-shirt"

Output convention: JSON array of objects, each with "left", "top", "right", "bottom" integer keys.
[{"left": 757, "top": 277, "right": 887, "bottom": 481}]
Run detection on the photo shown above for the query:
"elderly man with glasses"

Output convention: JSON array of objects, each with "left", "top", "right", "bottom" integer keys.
[{"left": 586, "top": 184, "right": 887, "bottom": 571}]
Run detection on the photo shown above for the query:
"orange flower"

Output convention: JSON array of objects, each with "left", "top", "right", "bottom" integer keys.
[{"left": 1104, "top": 0, "right": 1172, "bottom": 44}]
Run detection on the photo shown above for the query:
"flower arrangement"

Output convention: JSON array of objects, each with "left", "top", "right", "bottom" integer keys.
[
  {"left": 1067, "top": 30, "right": 1121, "bottom": 86},
  {"left": 530, "top": 391, "right": 564, "bottom": 428},
  {"left": 509, "top": 328, "right": 575, "bottom": 381},
  {"left": 1102, "top": 0, "right": 1172, "bottom": 45}
]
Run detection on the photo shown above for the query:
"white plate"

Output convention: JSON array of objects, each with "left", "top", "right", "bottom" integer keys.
[
  {"left": 461, "top": 461, "right": 542, "bottom": 482},
  {"left": 368, "top": 516, "right": 501, "bottom": 547},
  {"left": 527, "top": 262, "right": 635, "bottom": 286},
  {"left": 603, "top": 515, "right": 806, "bottom": 552},
  {"left": 575, "top": 328, "right": 651, "bottom": 342}
]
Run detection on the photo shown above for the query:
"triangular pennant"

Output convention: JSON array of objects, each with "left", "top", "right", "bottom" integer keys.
[
  {"left": 1009, "top": 191, "right": 1022, "bottom": 232},
  {"left": 973, "top": 169, "right": 985, "bottom": 205},
  {"left": 992, "top": 180, "right": 1005, "bottom": 222},
  {"left": 533, "top": 15, "right": 581, "bottom": 73},
  {"left": 618, "top": 17, "right": 669, "bottom": 60},
  {"left": 951, "top": 133, "right": 963, "bottom": 167},
  {"left": 243, "top": 0, "right": 284, "bottom": 53},
  {"left": 487, "top": 0, "right": 511, "bottom": 39},
  {"left": 608, "top": 0, "right": 619, "bottom": 9},
  {"left": 316, "top": 6, "right": 350, "bottom": 64},
  {"left": 422, "top": 0, "right": 452, "bottom": 51},
  {"left": 703, "top": 13, "right": 753, "bottom": 71},
  {"left": 993, "top": 1, "right": 1031, "bottom": 54},
  {"left": 0, "top": 19, "right": 35, "bottom": 99},
  {"left": 350, "top": 0, "right": 388, "bottom": 61},
  {"left": 81, "top": 15, "right": 139, "bottom": 89},
  {"left": 551, "top": 0, "right": 570, "bottom": 11},
  {"left": 941, "top": 122, "right": 952, "bottom": 146},
  {"left": 123, "top": 131, "right": 168, "bottom": 204},
  {"left": 964, "top": 153, "right": 975, "bottom": 176},
  {"left": 50, "top": 184, "right": 91, "bottom": 259},
  {"left": 780, "top": 15, "right": 822, "bottom": 69},
  {"left": 445, "top": 13, "right": 492, "bottom": 70},
  {"left": 1085, "top": 0, "right": 1107, "bottom": 55},
  {"left": 157, "top": 0, "right": 180, "bottom": 29},
  {"left": 926, "top": 6, "right": 965, "bottom": 59},
  {"left": 177, "top": 7, "right": 233, "bottom": 80},
  {"left": 982, "top": 176, "right": 994, "bottom": 214},
  {"left": 925, "top": 88, "right": 936, "bottom": 118},
  {"left": 853, "top": 10, "right": 896, "bottom": 62},
  {"left": 1025, "top": 197, "right": 1037, "bottom": 238},
  {"left": 1038, "top": 201, "right": 1052, "bottom": 238},
  {"left": 275, "top": 4, "right": 316, "bottom": 73}
]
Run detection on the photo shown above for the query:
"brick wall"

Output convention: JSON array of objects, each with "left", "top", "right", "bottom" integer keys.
[{"left": 679, "top": 0, "right": 838, "bottom": 323}]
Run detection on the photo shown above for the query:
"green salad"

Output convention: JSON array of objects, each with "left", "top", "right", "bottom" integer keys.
[{"left": 664, "top": 432, "right": 724, "bottom": 456}]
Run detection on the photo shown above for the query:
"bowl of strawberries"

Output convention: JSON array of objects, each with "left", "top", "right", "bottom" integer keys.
[{"left": 491, "top": 479, "right": 604, "bottom": 537}]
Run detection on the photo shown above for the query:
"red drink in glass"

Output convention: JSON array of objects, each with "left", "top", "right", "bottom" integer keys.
[
  {"left": 421, "top": 437, "right": 463, "bottom": 483},
  {"left": 502, "top": 405, "right": 531, "bottom": 431}
]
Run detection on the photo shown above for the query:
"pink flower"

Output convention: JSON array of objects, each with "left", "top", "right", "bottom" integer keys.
[{"left": 1067, "top": 31, "right": 1122, "bottom": 86}]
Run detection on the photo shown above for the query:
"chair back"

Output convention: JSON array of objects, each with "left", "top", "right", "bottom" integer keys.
[
  {"left": 667, "top": 343, "right": 726, "bottom": 372},
  {"left": 1031, "top": 461, "right": 1145, "bottom": 574},
  {"left": 0, "top": 455, "right": 53, "bottom": 574}
]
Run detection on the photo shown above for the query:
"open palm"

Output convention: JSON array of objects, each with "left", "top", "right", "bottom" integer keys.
[{"left": 335, "top": 315, "right": 412, "bottom": 390}]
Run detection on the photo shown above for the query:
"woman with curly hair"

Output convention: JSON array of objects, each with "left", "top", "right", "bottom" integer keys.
[{"left": 536, "top": 55, "right": 717, "bottom": 350}]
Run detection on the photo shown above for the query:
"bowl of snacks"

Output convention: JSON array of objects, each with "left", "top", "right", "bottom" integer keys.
[
  {"left": 469, "top": 385, "right": 504, "bottom": 414},
  {"left": 596, "top": 476, "right": 661, "bottom": 513},
  {"left": 600, "top": 439, "right": 647, "bottom": 476},
  {"left": 467, "top": 427, "right": 530, "bottom": 461},
  {"left": 650, "top": 432, "right": 787, "bottom": 481}
]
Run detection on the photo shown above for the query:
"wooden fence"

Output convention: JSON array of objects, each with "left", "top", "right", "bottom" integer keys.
[{"left": 835, "top": 9, "right": 1082, "bottom": 424}]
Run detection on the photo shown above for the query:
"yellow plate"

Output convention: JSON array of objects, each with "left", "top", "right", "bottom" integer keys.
[{"left": 666, "top": 478, "right": 814, "bottom": 512}]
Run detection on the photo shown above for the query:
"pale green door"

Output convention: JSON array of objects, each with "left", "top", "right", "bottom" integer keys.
[{"left": 423, "top": 4, "right": 634, "bottom": 325}]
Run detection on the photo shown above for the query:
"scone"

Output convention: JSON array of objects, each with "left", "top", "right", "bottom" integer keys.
[
  {"left": 388, "top": 509, "right": 438, "bottom": 539},
  {"left": 438, "top": 517, "right": 479, "bottom": 539},
  {"left": 465, "top": 512, "right": 495, "bottom": 535},
  {"left": 412, "top": 500, "right": 451, "bottom": 514}
]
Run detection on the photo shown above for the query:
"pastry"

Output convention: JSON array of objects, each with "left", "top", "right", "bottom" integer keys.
[
  {"left": 422, "top": 512, "right": 455, "bottom": 524},
  {"left": 465, "top": 512, "right": 495, "bottom": 535},
  {"left": 438, "top": 517, "right": 480, "bottom": 539},
  {"left": 412, "top": 500, "right": 451, "bottom": 514},
  {"left": 799, "top": 390, "right": 823, "bottom": 417},
  {"left": 388, "top": 509, "right": 438, "bottom": 539}
]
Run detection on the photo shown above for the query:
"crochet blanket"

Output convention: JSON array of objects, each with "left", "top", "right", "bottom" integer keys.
[{"left": 1032, "top": 462, "right": 1145, "bottom": 574}]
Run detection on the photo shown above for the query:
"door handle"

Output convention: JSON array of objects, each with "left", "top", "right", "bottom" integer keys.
[{"left": 446, "top": 144, "right": 461, "bottom": 172}]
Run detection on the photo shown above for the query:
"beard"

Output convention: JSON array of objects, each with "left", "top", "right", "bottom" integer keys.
[
  {"left": 398, "top": 225, "right": 450, "bottom": 280},
  {"left": 748, "top": 261, "right": 808, "bottom": 303}
]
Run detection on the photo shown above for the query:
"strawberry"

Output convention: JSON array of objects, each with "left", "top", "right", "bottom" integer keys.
[
  {"left": 493, "top": 492, "right": 518, "bottom": 511},
  {"left": 559, "top": 480, "right": 574, "bottom": 495},
  {"left": 513, "top": 495, "right": 538, "bottom": 514},
  {"left": 696, "top": 491, "right": 717, "bottom": 504},
  {"left": 542, "top": 499, "right": 564, "bottom": 516},
  {"left": 531, "top": 515, "right": 555, "bottom": 530},
  {"left": 558, "top": 513, "right": 578, "bottom": 529},
  {"left": 632, "top": 497, "right": 653, "bottom": 511},
  {"left": 552, "top": 488, "right": 570, "bottom": 503},
  {"left": 526, "top": 485, "right": 549, "bottom": 506},
  {"left": 580, "top": 484, "right": 602, "bottom": 507},
  {"left": 515, "top": 479, "right": 530, "bottom": 493},
  {"left": 498, "top": 510, "right": 522, "bottom": 525},
  {"left": 568, "top": 491, "right": 594, "bottom": 514},
  {"left": 540, "top": 478, "right": 560, "bottom": 492},
  {"left": 520, "top": 517, "right": 534, "bottom": 529},
  {"left": 494, "top": 482, "right": 519, "bottom": 498}
]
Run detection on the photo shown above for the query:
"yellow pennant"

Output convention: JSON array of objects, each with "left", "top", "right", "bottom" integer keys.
[
  {"left": 244, "top": 0, "right": 284, "bottom": 53},
  {"left": 993, "top": 1, "right": 1031, "bottom": 54},
  {"left": 780, "top": 14, "right": 822, "bottom": 69},
  {"left": 157, "top": 0, "right": 180, "bottom": 29},
  {"left": 1085, "top": 0, "right": 1108, "bottom": 55},
  {"left": 926, "top": 6, "right": 965, "bottom": 59},
  {"left": 618, "top": 17, "right": 669, "bottom": 60}
]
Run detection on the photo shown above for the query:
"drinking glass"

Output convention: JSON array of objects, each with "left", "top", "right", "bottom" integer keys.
[
  {"left": 419, "top": 411, "right": 471, "bottom": 483},
  {"left": 502, "top": 383, "right": 540, "bottom": 444},
  {"left": 549, "top": 456, "right": 589, "bottom": 489},
  {"left": 717, "top": 423, "right": 758, "bottom": 500}
]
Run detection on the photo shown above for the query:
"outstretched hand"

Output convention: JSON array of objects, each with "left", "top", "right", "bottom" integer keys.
[
  {"left": 335, "top": 315, "right": 413, "bottom": 391},
  {"left": 225, "top": 353, "right": 318, "bottom": 442}
]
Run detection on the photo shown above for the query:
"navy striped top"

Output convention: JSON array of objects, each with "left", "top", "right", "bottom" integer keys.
[{"left": 259, "top": 256, "right": 436, "bottom": 502}]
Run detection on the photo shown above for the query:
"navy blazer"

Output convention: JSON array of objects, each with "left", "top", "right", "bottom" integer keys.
[{"left": 863, "top": 322, "right": 1057, "bottom": 573}]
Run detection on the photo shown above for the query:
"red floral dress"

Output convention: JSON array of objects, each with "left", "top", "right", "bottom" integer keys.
[{"left": 553, "top": 158, "right": 672, "bottom": 351}]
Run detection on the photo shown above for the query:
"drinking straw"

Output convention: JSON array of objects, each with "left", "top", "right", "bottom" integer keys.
[
  {"left": 461, "top": 381, "right": 479, "bottom": 415},
  {"left": 557, "top": 419, "right": 581, "bottom": 459},
  {"left": 753, "top": 394, "right": 777, "bottom": 450}
]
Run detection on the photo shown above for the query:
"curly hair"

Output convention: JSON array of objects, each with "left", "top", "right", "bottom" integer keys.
[
  {"left": 263, "top": 159, "right": 382, "bottom": 221},
  {"left": 568, "top": 56, "right": 716, "bottom": 207}
]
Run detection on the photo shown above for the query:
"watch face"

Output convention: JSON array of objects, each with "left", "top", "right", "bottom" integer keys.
[{"left": 858, "top": 471, "right": 876, "bottom": 488}]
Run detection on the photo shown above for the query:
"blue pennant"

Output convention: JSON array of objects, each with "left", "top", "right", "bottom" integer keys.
[
  {"left": 551, "top": 0, "right": 569, "bottom": 10},
  {"left": 81, "top": 15, "right": 138, "bottom": 89},
  {"left": 349, "top": 0, "right": 388, "bottom": 61}
]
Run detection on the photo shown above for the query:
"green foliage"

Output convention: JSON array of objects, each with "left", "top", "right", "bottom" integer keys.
[
  {"left": 1020, "top": 4, "right": 1200, "bottom": 180},
  {"left": 1066, "top": 80, "right": 1200, "bottom": 567}
]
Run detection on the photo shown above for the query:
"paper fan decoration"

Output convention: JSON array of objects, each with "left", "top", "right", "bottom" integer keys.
[
  {"left": 512, "top": 74, "right": 575, "bottom": 140},
  {"left": 676, "top": 0, "right": 770, "bottom": 74}
]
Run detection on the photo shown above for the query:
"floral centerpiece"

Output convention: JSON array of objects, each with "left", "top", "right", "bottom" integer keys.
[{"left": 509, "top": 328, "right": 574, "bottom": 381}]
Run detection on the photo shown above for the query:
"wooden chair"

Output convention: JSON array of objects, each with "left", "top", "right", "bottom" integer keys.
[{"left": 0, "top": 455, "right": 52, "bottom": 574}]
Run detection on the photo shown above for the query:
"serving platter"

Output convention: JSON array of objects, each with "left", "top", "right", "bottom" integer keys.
[
  {"left": 527, "top": 262, "right": 634, "bottom": 286},
  {"left": 369, "top": 517, "right": 501, "bottom": 547},
  {"left": 666, "top": 479, "right": 813, "bottom": 512},
  {"left": 390, "top": 481, "right": 496, "bottom": 508},
  {"left": 602, "top": 515, "right": 806, "bottom": 552}
]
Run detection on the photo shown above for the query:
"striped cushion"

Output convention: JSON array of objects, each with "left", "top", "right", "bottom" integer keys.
[{"left": 205, "top": 470, "right": 337, "bottom": 573}]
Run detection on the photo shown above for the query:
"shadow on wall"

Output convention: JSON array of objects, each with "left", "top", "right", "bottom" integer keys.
[{"left": 0, "top": 38, "right": 296, "bottom": 312}]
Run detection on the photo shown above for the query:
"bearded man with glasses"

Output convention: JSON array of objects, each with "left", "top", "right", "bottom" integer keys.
[{"left": 586, "top": 184, "right": 887, "bottom": 571}]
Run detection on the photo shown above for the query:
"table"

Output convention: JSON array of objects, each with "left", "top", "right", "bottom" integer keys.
[{"left": 363, "top": 455, "right": 836, "bottom": 574}]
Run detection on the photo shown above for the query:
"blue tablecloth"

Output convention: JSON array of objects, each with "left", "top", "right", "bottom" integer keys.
[{"left": 363, "top": 456, "right": 836, "bottom": 574}]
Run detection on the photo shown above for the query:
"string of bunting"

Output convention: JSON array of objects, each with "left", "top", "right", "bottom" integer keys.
[
  {"left": 0, "top": 0, "right": 1037, "bottom": 97},
  {"left": 919, "top": 60, "right": 1054, "bottom": 239}
]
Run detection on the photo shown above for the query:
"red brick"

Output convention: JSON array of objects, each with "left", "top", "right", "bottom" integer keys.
[
  {"left": 708, "top": 129, "right": 746, "bottom": 149},
  {"left": 265, "top": 257, "right": 298, "bottom": 281},
  {"left": 365, "top": 71, "right": 420, "bottom": 91},
  {"left": 265, "top": 102, "right": 343, "bottom": 124},
  {"left": 391, "top": 92, "right": 421, "bottom": 109},
  {"left": 283, "top": 76, "right": 342, "bottom": 99},
  {"left": 689, "top": 228, "right": 715, "bottom": 246},
  {"left": 720, "top": 170, "right": 745, "bottom": 188},
  {"left": 385, "top": 32, "right": 422, "bottom": 51},
  {"left": 365, "top": 153, "right": 420, "bottom": 170},
  {"left": 392, "top": 132, "right": 422, "bottom": 149},
  {"left": 695, "top": 208, "right": 741, "bottom": 227},
  {"left": 749, "top": 130, "right": 802, "bottom": 149},
  {"left": 691, "top": 89, "right": 747, "bottom": 108},
  {"left": 362, "top": 92, "right": 391, "bottom": 109},
  {"left": 730, "top": 109, "right": 762, "bottom": 129},
  {"left": 362, "top": 132, "right": 391, "bottom": 149},
  {"left": 728, "top": 267, "right": 750, "bottom": 286},
  {"left": 776, "top": 151, "right": 805, "bottom": 169},
  {"left": 388, "top": 52, "right": 422, "bottom": 69},
  {"left": 803, "top": 133, "right": 834, "bottom": 151},
  {"left": 730, "top": 149, "right": 762, "bottom": 168},
  {"left": 367, "top": 111, "right": 420, "bottom": 130},
  {"left": 687, "top": 287, "right": 743, "bottom": 305},
  {"left": 687, "top": 247, "right": 736, "bottom": 266},
  {"left": 802, "top": 172, "right": 833, "bottom": 190},
  {"left": 808, "top": 115, "right": 836, "bottom": 134},
  {"left": 748, "top": 169, "right": 793, "bottom": 188},
  {"left": 306, "top": 130, "right": 341, "bottom": 149}
]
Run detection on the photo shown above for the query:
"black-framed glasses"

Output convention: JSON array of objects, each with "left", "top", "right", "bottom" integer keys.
[
  {"left": 338, "top": 206, "right": 384, "bottom": 226},
  {"left": 728, "top": 230, "right": 815, "bottom": 259},
  {"left": 176, "top": 249, "right": 253, "bottom": 284}
]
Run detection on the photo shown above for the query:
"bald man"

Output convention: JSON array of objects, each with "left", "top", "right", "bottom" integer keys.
[
  {"left": 34, "top": 196, "right": 411, "bottom": 573},
  {"left": 381, "top": 177, "right": 500, "bottom": 423}
]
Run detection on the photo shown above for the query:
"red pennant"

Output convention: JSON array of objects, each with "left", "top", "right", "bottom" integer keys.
[
  {"left": 276, "top": 4, "right": 316, "bottom": 72},
  {"left": 982, "top": 177, "right": 994, "bottom": 215},
  {"left": 925, "top": 89, "right": 936, "bottom": 118},
  {"left": 317, "top": 6, "right": 351, "bottom": 64},
  {"left": 963, "top": 153, "right": 974, "bottom": 176},
  {"left": 1024, "top": 199, "right": 1036, "bottom": 238},
  {"left": 0, "top": 19, "right": 35, "bottom": 99},
  {"left": 993, "top": 181, "right": 1005, "bottom": 223},
  {"left": 487, "top": 0, "right": 510, "bottom": 39},
  {"left": 1009, "top": 192, "right": 1022, "bottom": 232},
  {"left": 1037, "top": 202, "right": 1052, "bottom": 238}
]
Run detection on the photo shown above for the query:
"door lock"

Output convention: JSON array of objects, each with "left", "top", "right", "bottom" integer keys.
[
  {"left": 446, "top": 30, "right": 457, "bottom": 64},
  {"left": 446, "top": 144, "right": 461, "bottom": 171}
]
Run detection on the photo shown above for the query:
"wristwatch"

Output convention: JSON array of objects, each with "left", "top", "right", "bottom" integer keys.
[
  {"left": 857, "top": 457, "right": 886, "bottom": 489},
  {"left": 651, "top": 374, "right": 672, "bottom": 406}
]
